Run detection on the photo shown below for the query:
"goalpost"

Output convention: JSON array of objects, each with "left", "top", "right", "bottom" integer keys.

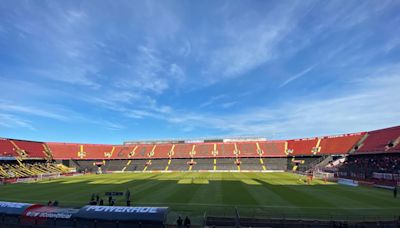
[{"left": 313, "top": 170, "right": 335, "bottom": 182}]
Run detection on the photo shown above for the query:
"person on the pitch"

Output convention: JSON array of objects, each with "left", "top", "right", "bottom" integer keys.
[
  {"left": 176, "top": 216, "right": 183, "bottom": 227},
  {"left": 126, "top": 189, "right": 131, "bottom": 206},
  {"left": 394, "top": 186, "right": 397, "bottom": 198},
  {"left": 184, "top": 216, "right": 191, "bottom": 228}
]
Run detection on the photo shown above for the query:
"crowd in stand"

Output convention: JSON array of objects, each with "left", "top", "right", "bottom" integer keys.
[{"left": 338, "top": 154, "right": 400, "bottom": 179}]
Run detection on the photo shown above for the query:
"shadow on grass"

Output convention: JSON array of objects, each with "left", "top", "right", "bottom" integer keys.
[{"left": 0, "top": 174, "right": 399, "bottom": 224}]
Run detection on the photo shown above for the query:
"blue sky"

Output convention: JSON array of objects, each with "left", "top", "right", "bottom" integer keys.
[{"left": 0, "top": 0, "right": 400, "bottom": 144}]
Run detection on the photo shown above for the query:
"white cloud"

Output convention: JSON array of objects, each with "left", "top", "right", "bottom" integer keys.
[
  {"left": 88, "top": 120, "right": 125, "bottom": 131},
  {"left": 0, "top": 102, "right": 68, "bottom": 121},
  {"left": 279, "top": 65, "right": 316, "bottom": 88},
  {"left": 65, "top": 10, "right": 87, "bottom": 24},
  {"left": 157, "top": 65, "right": 400, "bottom": 138},
  {"left": 200, "top": 94, "right": 227, "bottom": 108},
  {"left": 201, "top": 2, "right": 310, "bottom": 83},
  {"left": 0, "top": 113, "right": 35, "bottom": 130},
  {"left": 177, "top": 39, "right": 192, "bottom": 57},
  {"left": 221, "top": 102, "right": 237, "bottom": 109},
  {"left": 384, "top": 37, "right": 400, "bottom": 53},
  {"left": 32, "top": 64, "right": 100, "bottom": 88},
  {"left": 1, "top": 1, "right": 399, "bottom": 141},
  {"left": 114, "top": 45, "right": 185, "bottom": 94},
  {"left": 168, "top": 63, "right": 185, "bottom": 82}
]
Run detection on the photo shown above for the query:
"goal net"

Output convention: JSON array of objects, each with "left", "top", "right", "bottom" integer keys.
[{"left": 313, "top": 170, "right": 335, "bottom": 181}]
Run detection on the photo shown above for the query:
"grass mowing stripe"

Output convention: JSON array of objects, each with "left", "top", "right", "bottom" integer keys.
[{"left": 0, "top": 172, "right": 399, "bottom": 220}]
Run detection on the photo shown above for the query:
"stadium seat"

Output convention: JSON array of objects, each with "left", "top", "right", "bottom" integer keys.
[
  {"left": 236, "top": 142, "right": 259, "bottom": 157},
  {"left": 216, "top": 143, "right": 235, "bottom": 157},
  {"left": 173, "top": 143, "right": 193, "bottom": 158},
  {"left": 319, "top": 133, "right": 365, "bottom": 154},
  {"left": 47, "top": 143, "right": 80, "bottom": 160},
  {"left": 10, "top": 140, "right": 47, "bottom": 159},
  {"left": 192, "top": 143, "right": 212, "bottom": 158},
  {"left": 153, "top": 144, "right": 173, "bottom": 158},
  {"left": 356, "top": 126, "right": 400, "bottom": 153},
  {"left": 286, "top": 138, "right": 319, "bottom": 156},
  {"left": 0, "top": 139, "right": 19, "bottom": 157},
  {"left": 258, "top": 141, "right": 286, "bottom": 157}
]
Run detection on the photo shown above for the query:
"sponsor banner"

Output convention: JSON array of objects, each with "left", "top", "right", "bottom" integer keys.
[
  {"left": 373, "top": 172, "right": 400, "bottom": 181},
  {"left": 2, "top": 178, "right": 17, "bottom": 184},
  {"left": 0, "top": 157, "right": 17, "bottom": 161},
  {"left": 74, "top": 206, "right": 168, "bottom": 222},
  {"left": 338, "top": 178, "right": 358, "bottom": 187},
  {"left": 374, "top": 184, "right": 395, "bottom": 190},
  {"left": 105, "top": 192, "right": 124, "bottom": 196},
  {"left": 112, "top": 170, "right": 285, "bottom": 173},
  {"left": 40, "top": 173, "right": 60, "bottom": 178},
  {"left": 261, "top": 170, "right": 284, "bottom": 173},
  {"left": 23, "top": 206, "right": 78, "bottom": 219},
  {"left": 16, "top": 177, "right": 37, "bottom": 183},
  {"left": 357, "top": 180, "right": 374, "bottom": 186},
  {"left": 0, "top": 201, "right": 168, "bottom": 225},
  {"left": 0, "top": 201, "right": 33, "bottom": 215}
]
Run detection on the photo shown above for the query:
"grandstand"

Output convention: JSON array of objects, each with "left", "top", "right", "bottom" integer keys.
[
  {"left": 0, "top": 125, "right": 398, "bottom": 187},
  {"left": 0, "top": 125, "right": 400, "bottom": 227},
  {"left": 1, "top": 126, "right": 399, "bottom": 175}
]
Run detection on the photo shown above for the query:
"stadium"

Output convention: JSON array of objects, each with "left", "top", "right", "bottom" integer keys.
[
  {"left": 0, "top": 125, "right": 399, "bottom": 227},
  {"left": 1, "top": 0, "right": 400, "bottom": 227}
]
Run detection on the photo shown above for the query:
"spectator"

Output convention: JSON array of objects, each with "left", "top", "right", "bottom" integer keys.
[
  {"left": 184, "top": 216, "right": 191, "bottom": 228},
  {"left": 338, "top": 154, "right": 400, "bottom": 179},
  {"left": 53, "top": 200, "right": 59, "bottom": 206},
  {"left": 126, "top": 189, "right": 131, "bottom": 201},
  {"left": 108, "top": 196, "right": 112, "bottom": 205},
  {"left": 176, "top": 216, "right": 183, "bottom": 227},
  {"left": 89, "top": 200, "right": 96, "bottom": 205}
]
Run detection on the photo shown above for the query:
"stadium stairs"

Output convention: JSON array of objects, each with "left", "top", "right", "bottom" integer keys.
[{"left": 287, "top": 156, "right": 324, "bottom": 172}]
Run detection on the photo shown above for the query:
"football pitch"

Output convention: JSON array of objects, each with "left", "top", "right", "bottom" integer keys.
[{"left": 0, "top": 172, "right": 399, "bottom": 224}]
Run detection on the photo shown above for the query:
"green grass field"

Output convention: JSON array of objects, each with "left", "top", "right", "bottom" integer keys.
[{"left": 0, "top": 172, "right": 399, "bottom": 224}]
